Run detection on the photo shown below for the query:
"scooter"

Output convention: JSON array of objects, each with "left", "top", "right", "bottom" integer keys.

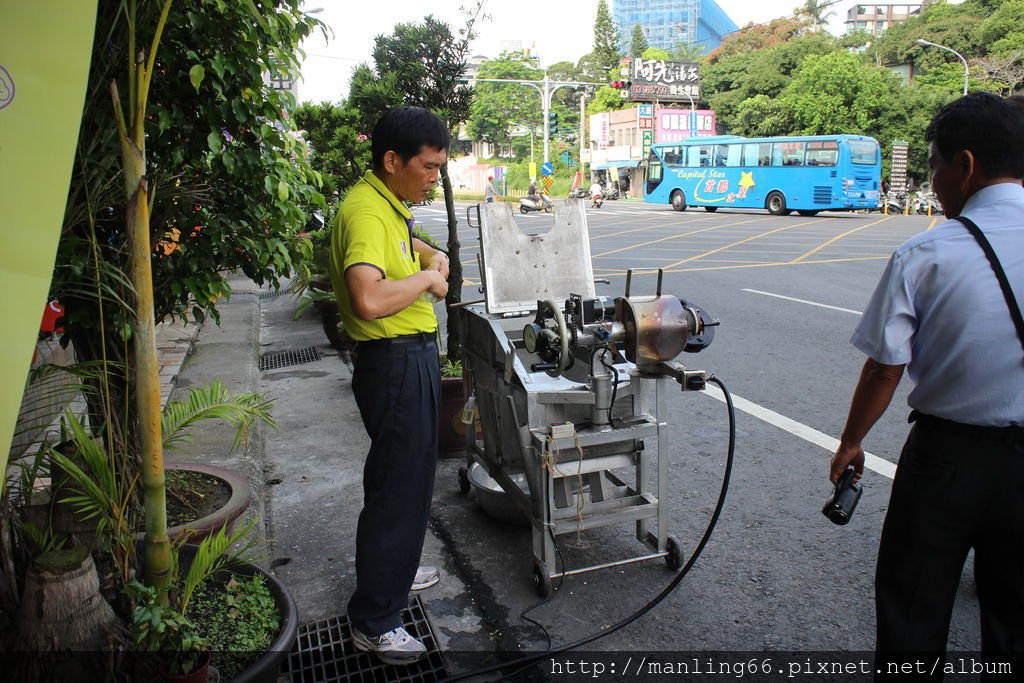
[
  {"left": 603, "top": 185, "right": 620, "bottom": 201},
  {"left": 590, "top": 191, "right": 603, "bottom": 209},
  {"left": 519, "top": 193, "right": 553, "bottom": 214},
  {"left": 884, "top": 192, "right": 906, "bottom": 215},
  {"left": 567, "top": 187, "right": 588, "bottom": 199},
  {"left": 912, "top": 190, "right": 942, "bottom": 215}
]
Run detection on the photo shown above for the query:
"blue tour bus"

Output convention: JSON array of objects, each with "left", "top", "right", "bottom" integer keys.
[{"left": 643, "top": 134, "right": 881, "bottom": 216}]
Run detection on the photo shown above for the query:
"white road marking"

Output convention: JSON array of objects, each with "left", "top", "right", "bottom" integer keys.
[
  {"left": 742, "top": 288, "right": 863, "bottom": 315},
  {"left": 701, "top": 383, "right": 897, "bottom": 480}
]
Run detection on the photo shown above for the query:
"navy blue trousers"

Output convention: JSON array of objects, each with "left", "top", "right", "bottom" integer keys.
[
  {"left": 347, "top": 337, "right": 440, "bottom": 636},
  {"left": 875, "top": 416, "right": 1024, "bottom": 680}
]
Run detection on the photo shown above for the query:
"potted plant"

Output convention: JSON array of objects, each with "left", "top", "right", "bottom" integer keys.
[
  {"left": 128, "top": 580, "right": 211, "bottom": 682},
  {"left": 291, "top": 219, "right": 353, "bottom": 350},
  {"left": 127, "top": 519, "right": 262, "bottom": 682}
]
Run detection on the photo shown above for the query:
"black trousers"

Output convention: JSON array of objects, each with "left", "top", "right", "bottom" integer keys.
[
  {"left": 346, "top": 337, "right": 440, "bottom": 636},
  {"left": 875, "top": 414, "right": 1024, "bottom": 680}
]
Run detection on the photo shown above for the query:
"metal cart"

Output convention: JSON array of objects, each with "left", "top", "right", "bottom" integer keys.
[{"left": 458, "top": 200, "right": 716, "bottom": 596}]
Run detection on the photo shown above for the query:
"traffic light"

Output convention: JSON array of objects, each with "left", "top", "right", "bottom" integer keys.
[{"left": 548, "top": 111, "right": 558, "bottom": 136}]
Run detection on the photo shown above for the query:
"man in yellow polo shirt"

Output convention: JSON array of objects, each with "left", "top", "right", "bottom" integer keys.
[{"left": 329, "top": 106, "right": 450, "bottom": 665}]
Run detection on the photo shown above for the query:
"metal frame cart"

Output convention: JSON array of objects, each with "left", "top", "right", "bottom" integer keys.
[{"left": 457, "top": 200, "right": 717, "bottom": 596}]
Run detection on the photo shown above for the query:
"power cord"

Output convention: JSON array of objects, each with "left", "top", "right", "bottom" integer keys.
[
  {"left": 515, "top": 525, "right": 565, "bottom": 651},
  {"left": 440, "top": 375, "right": 737, "bottom": 682}
]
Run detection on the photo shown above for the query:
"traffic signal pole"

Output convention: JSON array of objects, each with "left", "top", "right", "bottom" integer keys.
[{"left": 474, "top": 72, "right": 605, "bottom": 164}]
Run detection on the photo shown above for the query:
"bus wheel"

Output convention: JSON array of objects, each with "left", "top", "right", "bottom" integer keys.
[
  {"left": 671, "top": 190, "right": 687, "bottom": 212},
  {"left": 766, "top": 191, "right": 790, "bottom": 216},
  {"left": 704, "top": 206, "right": 718, "bottom": 213},
  {"left": 797, "top": 210, "right": 819, "bottom": 217}
]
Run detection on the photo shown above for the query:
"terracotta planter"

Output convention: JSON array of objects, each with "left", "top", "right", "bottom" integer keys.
[{"left": 136, "top": 463, "right": 252, "bottom": 544}]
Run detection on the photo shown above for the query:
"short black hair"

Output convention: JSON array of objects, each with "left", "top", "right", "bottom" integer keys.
[
  {"left": 925, "top": 92, "right": 1024, "bottom": 179},
  {"left": 370, "top": 106, "right": 450, "bottom": 170}
]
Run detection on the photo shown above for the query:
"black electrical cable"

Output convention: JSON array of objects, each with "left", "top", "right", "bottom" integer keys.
[
  {"left": 515, "top": 525, "right": 566, "bottom": 651},
  {"left": 439, "top": 375, "right": 737, "bottom": 683}
]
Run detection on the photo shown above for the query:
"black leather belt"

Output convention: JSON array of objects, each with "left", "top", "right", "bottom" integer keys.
[
  {"left": 909, "top": 410, "right": 1024, "bottom": 441},
  {"left": 357, "top": 331, "right": 436, "bottom": 347}
]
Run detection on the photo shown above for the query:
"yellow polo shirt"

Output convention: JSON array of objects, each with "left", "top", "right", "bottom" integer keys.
[{"left": 329, "top": 171, "right": 438, "bottom": 341}]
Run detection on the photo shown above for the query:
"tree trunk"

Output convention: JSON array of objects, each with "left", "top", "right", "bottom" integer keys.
[
  {"left": 15, "top": 546, "right": 120, "bottom": 650},
  {"left": 441, "top": 162, "right": 465, "bottom": 360}
]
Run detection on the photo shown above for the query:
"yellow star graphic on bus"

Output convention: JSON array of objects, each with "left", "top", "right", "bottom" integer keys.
[{"left": 739, "top": 171, "right": 756, "bottom": 190}]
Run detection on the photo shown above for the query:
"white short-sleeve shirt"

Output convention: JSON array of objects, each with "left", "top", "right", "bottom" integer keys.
[{"left": 851, "top": 183, "right": 1024, "bottom": 426}]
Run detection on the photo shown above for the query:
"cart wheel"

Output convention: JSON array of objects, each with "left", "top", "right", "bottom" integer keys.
[
  {"left": 665, "top": 535, "right": 684, "bottom": 571},
  {"left": 533, "top": 559, "right": 552, "bottom": 598},
  {"left": 458, "top": 466, "right": 470, "bottom": 495}
]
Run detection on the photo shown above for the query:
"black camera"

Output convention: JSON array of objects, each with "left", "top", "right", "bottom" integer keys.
[{"left": 822, "top": 468, "right": 863, "bottom": 525}]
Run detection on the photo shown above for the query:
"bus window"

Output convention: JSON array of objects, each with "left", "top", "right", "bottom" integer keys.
[
  {"left": 711, "top": 145, "right": 728, "bottom": 166},
  {"left": 806, "top": 140, "right": 838, "bottom": 166},
  {"left": 849, "top": 140, "right": 879, "bottom": 165},
  {"left": 662, "top": 145, "right": 683, "bottom": 167},
  {"left": 727, "top": 144, "right": 743, "bottom": 167},
  {"left": 775, "top": 141, "right": 806, "bottom": 166},
  {"left": 742, "top": 143, "right": 772, "bottom": 166},
  {"left": 685, "top": 145, "right": 706, "bottom": 167}
]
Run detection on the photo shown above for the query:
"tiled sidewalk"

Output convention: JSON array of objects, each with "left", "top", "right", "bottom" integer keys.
[{"left": 155, "top": 320, "right": 201, "bottom": 407}]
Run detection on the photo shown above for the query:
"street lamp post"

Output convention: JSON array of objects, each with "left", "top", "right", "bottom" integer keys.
[
  {"left": 916, "top": 38, "right": 969, "bottom": 96},
  {"left": 475, "top": 73, "right": 605, "bottom": 164}
]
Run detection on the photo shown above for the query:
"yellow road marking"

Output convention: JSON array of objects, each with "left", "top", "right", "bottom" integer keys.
[
  {"left": 660, "top": 218, "right": 830, "bottom": 270},
  {"left": 789, "top": 215, "right": 895, "bottom": 263},
  {"left": 599, "top": 255, "right": 889, "bottom": 278}
]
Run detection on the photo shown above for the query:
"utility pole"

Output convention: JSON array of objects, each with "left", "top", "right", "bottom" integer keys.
[{"left": 579, "top": 92, "right": 587, "bottom": 184}]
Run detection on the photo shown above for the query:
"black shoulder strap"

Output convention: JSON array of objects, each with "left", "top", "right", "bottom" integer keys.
[{"left": 953, "top": 215, "right": 1024, "bottom": 355}]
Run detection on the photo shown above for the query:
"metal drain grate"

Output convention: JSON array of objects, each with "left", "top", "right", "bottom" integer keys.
[
  {"left": 259, "top": 346, "right": 322, "bottom": 371},
  {"left": 282, "top": 597, "right": 447, "bottom": 682},
  {"left": 258, "top": 289, "right": 288, "bottom": 300}
]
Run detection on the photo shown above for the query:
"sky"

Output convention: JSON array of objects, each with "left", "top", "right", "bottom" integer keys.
[{"left": 297, "top": 0, "right": 864, "bottom": 104}]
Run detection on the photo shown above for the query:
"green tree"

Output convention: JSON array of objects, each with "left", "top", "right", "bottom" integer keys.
[
  {"left": 352, "top": 4, "right": 485, "bottom": 358},
  {"left": 593, "top": 0, "right": 620, "bottom": 76},
  {"left": 779, "top": 51, "right": 895, "bottom": 134},
  {"left": 630, "top": 23, "right": 649, "bottom": 57},
  {"left": 796, "top": 0, "right": 836, "bottom": 31},
  {"left": 703, "top": 32, "right": 837, "bottom": 134},
  {"left": 293, "top": 102, "right": 372, "bottom": 209},
  {"left": 55, "top": 0, "right": 322, "bottom": 470},
  {"left": 587, "top": 85, "right": 629, "bottom": 113},
  {"left": 979, "top": 0, "right": 1024, "bottom": 56},
  {"left": 707, "top": 17, "right": 803, "bottom": 63},
  {"left": 640, "top": 48, "right": 670, "bottom": 61},
  {"left": 467, "top": 55, "right": 543, "bottom": 143}
]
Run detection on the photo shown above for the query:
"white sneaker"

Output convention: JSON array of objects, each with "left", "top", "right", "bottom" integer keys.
[
  {"left": 411, "top": 565, "right": 440, "bottom": 591},
  {"left": 350, "top": 625, "right": 426, "bottom": 665}
]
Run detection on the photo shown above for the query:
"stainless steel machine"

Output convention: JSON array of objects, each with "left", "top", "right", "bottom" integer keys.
[{"left": 458, "top": 200, "right": 718, "bottom": 596}]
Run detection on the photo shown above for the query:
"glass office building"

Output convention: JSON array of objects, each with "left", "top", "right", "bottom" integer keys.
[{"left": 613, "top": 0, "right": 738, "bottom": 56}]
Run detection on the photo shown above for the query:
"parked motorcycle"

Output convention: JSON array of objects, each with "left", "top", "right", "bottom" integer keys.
[
  {"left": 884, "top": 192, "right": 907, "bottom": 215},
  {"left": 519, "top": 193, "right": 553, "bottom": 214},
  {"left": 567, "top": 187, "right": 588, "bottom": 199},
  {"left": 912, "top": 190, "right": 942, "bottom": 215},
  {"left": 603, "top": 184, "right": 620, "bottom": 201}
]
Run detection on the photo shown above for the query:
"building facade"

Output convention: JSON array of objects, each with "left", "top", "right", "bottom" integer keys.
[
  {"left": 844, "top": 3, "right": 925, "bottom": 36},
  {"left": 588, "top": 104, "right": 718, "bottom": 197},
  {"left": 613, "top": 0, "right": 738, "bottom": 56}
]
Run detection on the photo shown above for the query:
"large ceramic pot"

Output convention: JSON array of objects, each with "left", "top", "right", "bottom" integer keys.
[
  {"left": 136, "top": 463, "right": 252, "bottom": 544},
  {"left": 177, "top": 545, "right": 299, "bottom": 683}
]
